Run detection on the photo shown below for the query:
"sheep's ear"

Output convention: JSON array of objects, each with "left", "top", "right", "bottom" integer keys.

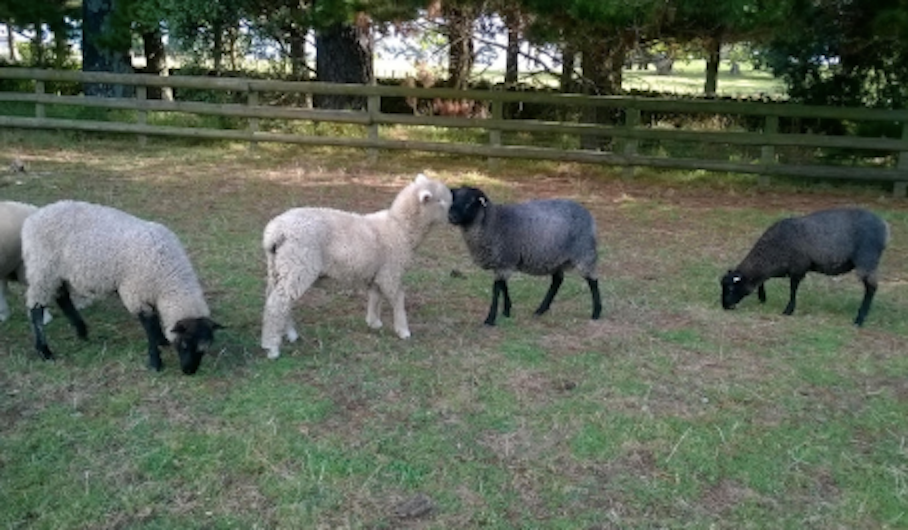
[
  {"left": 419, "top": 189, "right": 433, "bottom": 203},
  {"left": 171, "top": 322, "right": 187, "bottom": 336},
  {"left": 415, "top": 173, "right": 428, "bottom": 183}
]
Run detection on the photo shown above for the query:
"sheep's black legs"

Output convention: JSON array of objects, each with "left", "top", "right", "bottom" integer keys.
[
  {"left": 535, "top": 272, "right": 564, "bottom": 317},
  {"left": 854, "top": 279, "right": 877, "bottom": 327},
  {"left": 138, "top": 311, "right": 169, "bottom": 371},
  {"left": 757, "top": 283, "right": 767, "bottom": 303},
  {"left": 30, "top": 305, "right": 54, "bottom": 361},
  {"left": 56, "top": 287, "right": 87, "bottom": 339},
  {"left": 485, "top": 279, "right": 509, "bottom": 326},
  {"left": 783, "top": 274, "right": 804, "bottom": 315},
  {"left": 501, "top": 281, "right": 512, "bottom": 318},
  {"left": 587, "top": 278, "right": 602, "bottom": 320}
]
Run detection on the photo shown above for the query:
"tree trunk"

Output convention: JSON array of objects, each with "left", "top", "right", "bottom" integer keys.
[
  {"left": 288, "top": 3, "right": 309, "bottom": 81},
  {"left": 142, "top": 28, "right": 171, "bottom": 100},
  {"left": 444, "top": 5, "right": 474, "bottom": 89},
  {"left": 5, "top": 24, "right": 15, "bottom": 62},
  {"left": 289, "top": 29, "right": 307, "bottom": 79},
  {"left": 704, "top": 34, "right": 721, "bottom": 96},
  {"left": 580, "top": 36, "right": 625, "bottom": 150},
  {"left": 288, "top": 9, "right": 311, "bottom": 108},
  {"left": 560, "top": 42, "right": 576, "bottom": 93},
  {"left": 82, "top": 0, "right": 133, "bottom": 97},
  {"left": 504, "top": 10, "right": 520, "bottom": 88},
  {"left": 31, "top": 23, "right": 44, "bottom": 66},
  {"left": 315, "top": 23, "right": 373, "bottom": 109},
  {"left": 50, "top": 18, "right": 69, "bottom": 69},
  {"left": 212, "top": 18, "right": 224, "bottom": 73},
  {"left": 227, "top": 24, "right": 239, "bottom": 71}
]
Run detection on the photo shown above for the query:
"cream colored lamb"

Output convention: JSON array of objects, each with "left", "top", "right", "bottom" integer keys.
[{"left": 260, "top": 173, "right": 452, "bottom": 359}]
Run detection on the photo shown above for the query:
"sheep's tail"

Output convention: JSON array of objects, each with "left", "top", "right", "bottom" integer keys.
[{"left": 263, "top": 230, "right": 286, "bottom": 297}]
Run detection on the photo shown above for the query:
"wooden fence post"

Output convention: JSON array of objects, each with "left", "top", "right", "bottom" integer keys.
[
  {"left": 367, "top": 93, "right": 380, "bottom": 164},
  {"left": 897, "top": 121, "right": 908, "bottom": 198},
  {"left": 759, "top": 115, "right": 778, "bottom": 187},
  {"left": 622, "top": 107, "right": 640, "bottom": 179},
  {"left": 247, "top": 89, "right": 259, "bottom": 151},
  {"left": 35, "top": 80, "right": 45, "bottom": 119},
  {"left": 136, "top": 86, "right": 147, "bottom": 147},
  {"left": 488, "top": 95, "right": 502, "bottom": 170}
]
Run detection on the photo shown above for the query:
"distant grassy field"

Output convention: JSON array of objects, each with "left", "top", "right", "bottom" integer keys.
[
  {"left": 1, "top": 130, "right": 906, "bottom": 529},
  {"left": 376, "top": 59, "right": 787, "bottom": 99},
  {"left": 623, "top": 59, "right": 786, "bottom": 98}
]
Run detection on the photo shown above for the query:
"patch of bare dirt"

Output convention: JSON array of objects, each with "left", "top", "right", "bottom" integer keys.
[{"left": 700, "top": 479, "right": 761, "bottom": 514}]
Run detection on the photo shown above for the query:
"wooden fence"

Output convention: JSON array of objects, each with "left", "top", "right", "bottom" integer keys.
[{"left": 1, "top": 67, "right": 907, "bottom": 196}]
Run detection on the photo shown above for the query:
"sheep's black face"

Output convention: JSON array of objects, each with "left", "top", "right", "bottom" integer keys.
[
  {"left": 171, "top": 317, "right": 223, "bottom": 375},
  {"left": 721, "top": 270, "right": 752, "bottom": 310},
  {"left": 448, "top": 186, "right": 487, "bottom": 227}
]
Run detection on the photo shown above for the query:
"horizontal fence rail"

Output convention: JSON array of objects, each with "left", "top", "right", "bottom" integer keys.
[{"left": 1, "top": 67, "right": 907, "bottom": 196}]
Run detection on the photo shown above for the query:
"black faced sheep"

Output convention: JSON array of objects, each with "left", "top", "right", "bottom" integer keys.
[
  {"left": 721, "top": 207, "right": 889, "bottom": 326},
  {"left": 448, "top": 186, "right": 602, "bottom": 326},
  {"left": 260, "top": 173, "right": 452, "bottom": 359},
  {"left": 22, "top": 200, "right": 222, "bottom": 374}
]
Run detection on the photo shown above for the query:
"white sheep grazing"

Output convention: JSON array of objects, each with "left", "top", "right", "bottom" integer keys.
[
  {"left": 0, "top": 201, "right": 51, "bottom": 324},
  {"left": 22, "top": 200, "right": 222, "bottom": 375},
  {"left": 260, "top": 173, "right": 452, "bottom": 359}
]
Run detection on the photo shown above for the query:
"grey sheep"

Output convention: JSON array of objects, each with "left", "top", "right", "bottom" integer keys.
[
  {"left": 448, "top": 186, "right": 602, "bottom": 325},
  {"left": 22, "top": 200, "right": 222, "bottom": 374},
  {"left": 721, "top": 207, "right": 889, "bottom": 326}
]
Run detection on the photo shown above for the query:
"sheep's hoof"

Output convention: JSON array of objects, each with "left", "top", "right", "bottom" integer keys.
[
  {"left": 265, "top": 348, "right": 281, "bottom": 360},
  {"left": 285, "top": 327, "right": 299, "bottom": 343},
  {"left": 367, "top": 319, "right": 383, "bottom": 330},
  {"left": 396, "top": 329, "right": 411, "bottom": 339}
]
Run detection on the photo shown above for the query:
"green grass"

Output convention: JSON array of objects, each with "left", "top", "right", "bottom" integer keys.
[
  {"left": 623, "top": 59, "right": 786, "bottom": 98},
  {"left": 1, "top": 129, "right": 908, "bottom": 528}
]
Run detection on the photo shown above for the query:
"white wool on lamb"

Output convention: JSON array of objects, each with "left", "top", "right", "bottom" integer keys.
[{"left": 260, "top": 173, "right": 452, "bottom": 359}]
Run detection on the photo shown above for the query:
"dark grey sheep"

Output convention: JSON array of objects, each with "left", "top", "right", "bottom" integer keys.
[
  {"left": 448, "top": 186, "right": 602, "bottom": 326},
  {"left": 721, "top": 207, "right": 889, "bottom": 326}
]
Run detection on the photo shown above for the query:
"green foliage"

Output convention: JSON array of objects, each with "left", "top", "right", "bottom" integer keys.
[{"left": 758, "top": 0, "right": 908, "bottom": 109}]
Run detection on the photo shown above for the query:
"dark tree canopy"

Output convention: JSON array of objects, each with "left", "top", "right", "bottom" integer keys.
[
  {"left": 3, "top": 0, "right": 908, "bottom": 110},
  {"left": 758, "top": 0, "right": 908, "bottom": 109}
]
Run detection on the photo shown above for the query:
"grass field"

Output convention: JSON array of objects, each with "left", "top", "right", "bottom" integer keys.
[
  {"left": 376, "top": 59, "right": 787, "bottom": 98},
  {"left": 622, "top": 60, "right": 786, "bottom": 98},
  {"left": 1, "top": 130, "right": 907, "bottom": 529}
]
